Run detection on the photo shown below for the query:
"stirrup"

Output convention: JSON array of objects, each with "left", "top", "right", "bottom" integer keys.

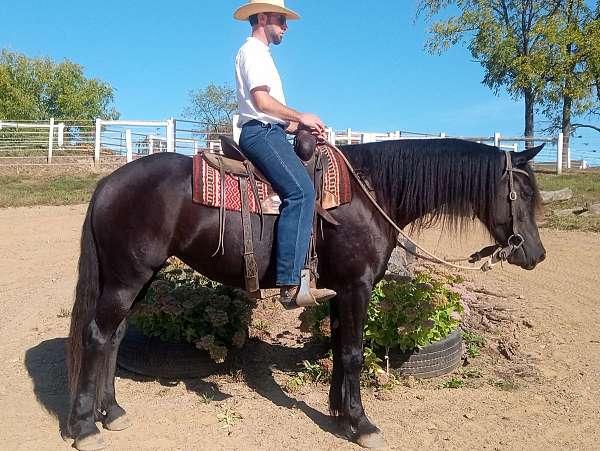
[{"left": 279, "top": 269, "right": 337, "bottom": 310}]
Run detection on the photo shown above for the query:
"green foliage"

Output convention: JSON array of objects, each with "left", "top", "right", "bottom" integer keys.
[
  {"left": 184, "top": 83, "right": 237, "bottom": 135},
  {"left": 418, "top": 1, "right": 554, "bottom": 97},
  {"left": 298, "top": 301, "right": 330, "bottom": 339},
  {"left": 535, "top": 1, "right": 600, "bottom": 133},
  {"left": 440, "top": 377, "right": 464, "bottom": 389},
  {"left": 130, "top": 261, "right": 254, "bottom": 363},
  {"left": 536, "top": 171, "right": 600, "bottom": 233},
  {"left": 462, "top": 330, "right": 486, "bottom": 359},
  {"left": 366, "top": 274, "right": 463, "bottom": 352},
  {"left": 298, "top": 271, "right": 468, "bottom": 388},
  {"left": 0, "top": 49, "right": 119, "bottom": 120},
  {"left": 0, "top": 174, "right": 103, "bottom": 208},
  {"left": 360, "top": 347, "right": 399, "bottom": 388},
  {"left": 287, "top": 358, "right": 332, "bottom": 391},
  {"left": 417, "top": 1, "right": 600, "bottom": 139}
]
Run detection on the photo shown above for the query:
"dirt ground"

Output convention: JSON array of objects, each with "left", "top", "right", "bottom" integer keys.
[{"left": 0, "top": 204, "right": 599, "bottom": 451}]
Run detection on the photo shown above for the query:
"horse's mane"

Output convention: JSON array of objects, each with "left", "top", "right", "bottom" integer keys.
[{"left": 340, "top": 138, "right": 519, "bottom": 232}]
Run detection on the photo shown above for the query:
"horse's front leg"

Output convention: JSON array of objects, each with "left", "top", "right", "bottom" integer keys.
[{"left": 329, "top": 282, "right": 385, "bottom": 448}]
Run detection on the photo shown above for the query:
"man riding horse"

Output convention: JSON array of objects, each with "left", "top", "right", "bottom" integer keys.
[{"left": 234, "top": 0, "right": 337, "bottom": 309}]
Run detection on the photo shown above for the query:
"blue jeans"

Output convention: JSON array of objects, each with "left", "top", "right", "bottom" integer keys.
[{"left": 239, "top": 120, "right": 315, "bottom": 286}]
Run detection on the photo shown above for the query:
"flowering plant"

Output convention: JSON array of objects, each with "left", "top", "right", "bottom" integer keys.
[
  {"left": 300, "top": 271, "right": 469, "bottom": 353},
  {"left": 366, "top": 273, "right": 465, "bottom": 352},
  {"left": 130, "top": 259, "right": 254, "bottom": 363}
]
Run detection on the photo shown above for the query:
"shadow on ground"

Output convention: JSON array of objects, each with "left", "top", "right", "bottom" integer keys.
[
  {"left": 24, "top": 337, "right": 70, "bottom": 437},
  {"left": 25, "top": 335, "right": 340, "bottom": 441}
]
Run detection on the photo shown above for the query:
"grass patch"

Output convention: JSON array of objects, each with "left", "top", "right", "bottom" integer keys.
[
  {"left": 440, "top": 377, "right": 464, "bottom": 389},
  {"left": 462, "top": 330, "right": 486, "bottom": 359},
  {"left": 536, "top": 170, "right": 600, "bottom": 232},
  {"left": 488, "top": 378, "right": 518, "bottom": 391},
  {"left": 0, "top": 174, "right": 102, "bottom": 208}
]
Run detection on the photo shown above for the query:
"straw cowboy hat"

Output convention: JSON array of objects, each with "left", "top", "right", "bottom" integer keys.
[{"left": 233, "top": 0, "right": 300, "bottom": 21}]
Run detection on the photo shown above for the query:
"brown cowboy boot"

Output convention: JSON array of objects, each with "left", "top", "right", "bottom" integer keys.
[{"left": 279, "top": 285, "right": 337, "bottom": 310}]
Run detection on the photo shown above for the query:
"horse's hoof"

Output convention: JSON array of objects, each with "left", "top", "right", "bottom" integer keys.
[
  {"left": 355, "top": 430, "right": 386, "bottom": 449},
  {"left": 103, "top": 413, "right": 132, "bottom": 431},
  {"left": 74, "top": 432, "right": 107, "bottom": 451}
]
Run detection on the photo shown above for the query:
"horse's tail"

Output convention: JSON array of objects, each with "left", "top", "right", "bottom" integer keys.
[{"left": 67, "top": 193, "right": 100, "bottom": 402}]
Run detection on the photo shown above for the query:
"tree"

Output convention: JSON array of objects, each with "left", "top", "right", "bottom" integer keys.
[
  {"left": 184, "top": 83, "right": 237, "bottom": 135},
  {"left": 537, "top": 1, "right": 600, "bottom": 166},
  {"left": 0, "top": 49, "right": 119, "bottom": 120},
  {"left": 418, "top": 0, "right": 562, "bottom": 145}
]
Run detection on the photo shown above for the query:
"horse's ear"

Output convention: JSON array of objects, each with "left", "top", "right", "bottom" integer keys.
[{"left": 512, "top": 144, "right": 545, "bottom": 166}]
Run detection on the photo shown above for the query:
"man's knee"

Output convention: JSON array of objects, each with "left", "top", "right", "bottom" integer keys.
[{"left": 290, "top": 176, "right": 315, "bottom": 205}]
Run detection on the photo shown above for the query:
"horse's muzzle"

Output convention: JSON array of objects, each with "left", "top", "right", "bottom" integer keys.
[{"left": 509, "top": 246, "right": 546, "bottom": 270}]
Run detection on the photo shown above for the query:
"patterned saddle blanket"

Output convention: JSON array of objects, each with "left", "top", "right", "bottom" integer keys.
[{"left": 192, "top": 144, "right": 352, "bottom": 215}]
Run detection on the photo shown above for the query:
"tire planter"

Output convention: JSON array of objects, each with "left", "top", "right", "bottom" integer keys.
[
  {"left": 117, "top": 326, "right": 229, "bottom": 379},
  {"left": 388, "top": 328, "right": 463, "bottom": 378}
]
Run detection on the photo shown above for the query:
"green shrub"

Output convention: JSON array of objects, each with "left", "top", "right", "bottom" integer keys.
[
  {"left": 130, "top": 260, "right": 254, "bottom": 363},
  {"left": 300, "top": 272, "right": 465, "bottom": 353},
  {"left": 297, "top": 271, "right": 468, "bottom": 387},
  {"left": 366, "top": 273, "right": 463, "bottom": 352}
]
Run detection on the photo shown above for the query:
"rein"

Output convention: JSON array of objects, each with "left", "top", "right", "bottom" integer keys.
[{"left": 323, "top": 141, "right": 528, "bottom": 272}]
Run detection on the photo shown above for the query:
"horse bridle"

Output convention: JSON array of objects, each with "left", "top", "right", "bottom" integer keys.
[{"left": 469, "top": 151, "right": 529, "bottom": 270}]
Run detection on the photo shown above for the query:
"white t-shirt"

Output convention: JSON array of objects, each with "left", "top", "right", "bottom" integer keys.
[{"left": 235, "top": 37, "right": 287, "bottom": 127}]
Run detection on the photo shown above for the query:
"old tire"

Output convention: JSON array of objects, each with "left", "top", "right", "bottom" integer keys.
[
  {"left": 388, "top": 328, "right": 463, "bottom": 378},
  {"left": 117, "top": 326, "right": 228, "bottom": 379}
]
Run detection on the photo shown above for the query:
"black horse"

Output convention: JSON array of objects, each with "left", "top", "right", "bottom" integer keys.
[{"left": 67, "top": 138, "right": 545, "bottom": 450}]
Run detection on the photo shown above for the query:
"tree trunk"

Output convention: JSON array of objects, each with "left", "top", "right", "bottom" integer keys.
[
  {"left": 524, "top": 88, "right": 535, "bottom": 148},
  {"left": 562, "top": 94, "right": 572, "bottom": 169}
]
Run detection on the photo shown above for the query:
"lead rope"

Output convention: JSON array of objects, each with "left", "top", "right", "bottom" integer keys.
[{"left": 323, "top": 141, "right": 506, "bottom": 272}]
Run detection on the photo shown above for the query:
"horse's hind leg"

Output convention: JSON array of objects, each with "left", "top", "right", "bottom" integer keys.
[
  {"left": 97, "top": 278, "right": 154, "bottom": 432},
  {"left": 96, "top": 318, "right": 130, "bottom": 431},
  {"left": 69, "top": 278, "right": 149, "bottom": 451}
]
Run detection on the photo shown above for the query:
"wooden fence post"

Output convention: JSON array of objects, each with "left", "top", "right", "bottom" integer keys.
[
  {"left": 58, "top": 122, "right": 65, "bottom": 147},
  {"left": 94, "top": 118, "right": 102, "bottom": 164},
  {"left": 557, "top": 133, "right": 563, "bottom": 175},
  {"left": 166, "top": 118, "right": 175, "bottom": 152},
  {"left": 47, "top": 118, "right": 54, "bottom": 164},
  {"left": 494, "top": 132, "right": 501, "bottom": 147},
  {"left": 126, "top": 129, "right": 133, "bottom": 163},
  {"left": 232, "top": 114, "right": 241, "bottom": 144},
  {"left": 326, "top": 127, "right": 336, "bottom": 145}
]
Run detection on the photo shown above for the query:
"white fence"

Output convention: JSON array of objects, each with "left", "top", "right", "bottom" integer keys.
[
  {"left": 0, "top": 118, "right": 226, "bottom": 167},
  {"left": 325, "top": 127, "right": 571, "bottom": 172},
  {"left": 0, "top": 118, "right": 587, "bottom": 174}
]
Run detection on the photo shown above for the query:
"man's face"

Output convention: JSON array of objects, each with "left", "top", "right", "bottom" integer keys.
[{"left": 262, "top": 13, "right": 288, "bottom": 45}]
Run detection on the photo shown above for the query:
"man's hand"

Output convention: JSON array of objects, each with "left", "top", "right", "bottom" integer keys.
[
  {"left": 251, "top": 88, "right": 327, "bottom": 138},
  {"left": 298, "top": 112, "right": 325, "bottom": 134},
  {"left": 295, "top": 121, "right": 328, "bottom": 142}
]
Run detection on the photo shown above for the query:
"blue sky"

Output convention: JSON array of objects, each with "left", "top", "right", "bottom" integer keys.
[{"left": 2, "top": 0, "right": 598, "bottom": 156}]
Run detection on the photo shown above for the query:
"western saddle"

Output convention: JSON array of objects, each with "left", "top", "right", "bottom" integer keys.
[{"left": 202, "top": 131, "right": 333, "bottom": 302}]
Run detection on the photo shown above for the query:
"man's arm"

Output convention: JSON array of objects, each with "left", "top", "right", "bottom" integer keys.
[{"left": 251, "top": 87, "right": 324, "bottom": 134}]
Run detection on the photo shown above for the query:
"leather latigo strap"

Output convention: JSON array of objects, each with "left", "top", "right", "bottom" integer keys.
[{"left": 239, "top": 175, "right": 260, "bottom": 293}]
